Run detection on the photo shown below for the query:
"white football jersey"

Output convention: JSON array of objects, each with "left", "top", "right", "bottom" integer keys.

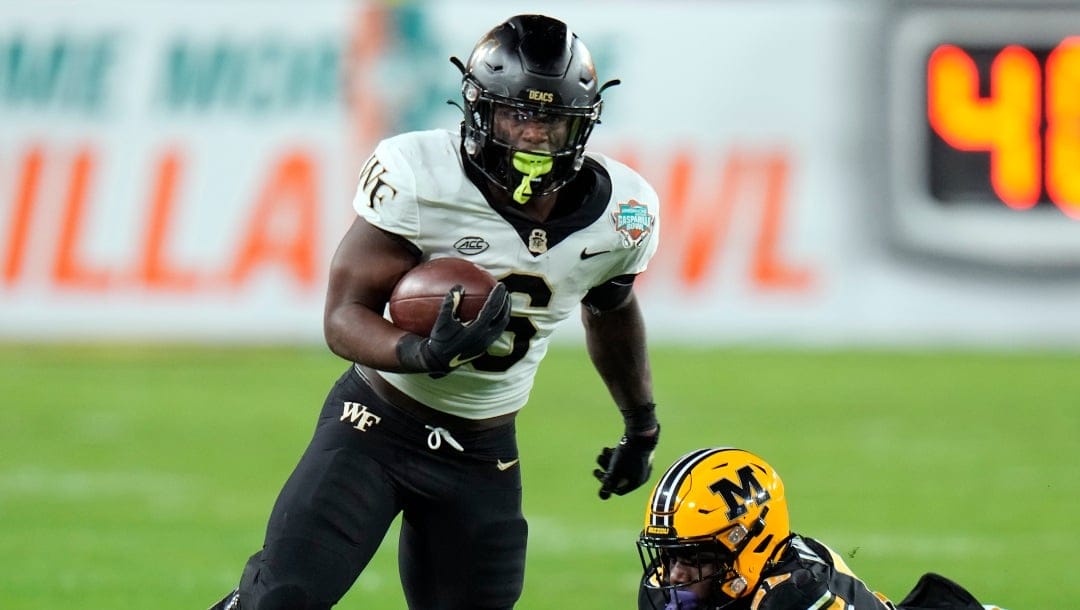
[{"left": 352, "top": 129, "right": 660, "bottom": 419}]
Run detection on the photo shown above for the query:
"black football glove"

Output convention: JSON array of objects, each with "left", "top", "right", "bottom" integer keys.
[
  {"left": 594, "top": 425, "right": 659, "bottom": 500},
  {"left": 396, "top": 282, "right": 510, "bottom": 375}
]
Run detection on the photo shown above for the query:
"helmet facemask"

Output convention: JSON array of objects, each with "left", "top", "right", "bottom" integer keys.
[
  {"left": 461, "top": 76, "right": 599, "bottom": 204},
  {"left": 638, "top": 515, "right": 767, "bottom": 610}
]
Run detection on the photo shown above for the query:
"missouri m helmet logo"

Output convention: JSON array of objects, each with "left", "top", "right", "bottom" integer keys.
[{"left": 709, "top": 465, "right": 771, "bottom": 520}]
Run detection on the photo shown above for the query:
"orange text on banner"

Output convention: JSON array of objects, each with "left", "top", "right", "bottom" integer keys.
[
  {"left": 2, "top": 145, "right": 322, "bottom": 293},
  {"left": 620, "top": 147, "right": 813, "bottom": 294}
]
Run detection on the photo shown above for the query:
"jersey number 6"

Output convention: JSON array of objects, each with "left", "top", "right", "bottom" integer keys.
[{"left": 472, "top": 272, "right": 551, "bottom": 373}]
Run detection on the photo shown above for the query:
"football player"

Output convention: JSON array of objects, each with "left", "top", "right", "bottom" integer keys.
[
  {"left": 209, "top": 13, "right": 661, "bottom": 610},
  {"left": 637, "top": 447, "right": 1011, "bottom": 610}
]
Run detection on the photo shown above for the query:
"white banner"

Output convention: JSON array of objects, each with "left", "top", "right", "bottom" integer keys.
[{"left": 2, "top": 0, "right": 1079, "bottom": 347}]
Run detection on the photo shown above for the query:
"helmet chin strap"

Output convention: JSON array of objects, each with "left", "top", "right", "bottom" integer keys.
[{"left": 511, "top": 152, "right": 553, "bottom": 204}]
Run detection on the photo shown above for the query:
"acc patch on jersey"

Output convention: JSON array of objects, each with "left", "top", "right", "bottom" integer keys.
[{"left": 612, "top": 199, "right": 655, "bottom": 248}]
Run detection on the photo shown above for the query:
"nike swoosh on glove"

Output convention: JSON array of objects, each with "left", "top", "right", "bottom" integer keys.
[{"left": 396, "top": 283, "right": 510, "bottom": 374}]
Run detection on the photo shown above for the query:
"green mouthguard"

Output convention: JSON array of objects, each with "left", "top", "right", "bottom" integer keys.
[{"left": 511, "top": 152, "right": 554, "bottom": 204}]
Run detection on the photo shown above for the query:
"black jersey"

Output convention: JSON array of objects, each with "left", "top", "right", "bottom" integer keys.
[{"left": 747, "top": 535, "right": 893, "bottom": 610}]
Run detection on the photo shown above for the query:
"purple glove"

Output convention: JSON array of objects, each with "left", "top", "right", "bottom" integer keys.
[{"left": 665, "top": 589, "right": 700, "bottom": 610}]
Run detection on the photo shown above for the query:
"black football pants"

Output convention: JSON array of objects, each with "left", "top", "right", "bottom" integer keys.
[{"left": 238, "top": 366, "right": 527, "bottom": 609}]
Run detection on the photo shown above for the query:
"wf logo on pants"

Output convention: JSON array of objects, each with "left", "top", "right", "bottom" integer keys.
[{"left": 341, "top": 401, "right": 381, "bottom": 431}]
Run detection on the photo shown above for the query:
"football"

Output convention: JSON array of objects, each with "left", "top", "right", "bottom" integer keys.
[{"left": 389, "top": 257, "right": 498, "bottom": 337}]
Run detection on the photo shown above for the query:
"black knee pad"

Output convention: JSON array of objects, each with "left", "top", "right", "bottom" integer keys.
[
  {"left": 239, "top": 549, "right": 335, "bottom": 610},
  {"left": 251, "top": 585, "right": 311, "bottom": 610}
]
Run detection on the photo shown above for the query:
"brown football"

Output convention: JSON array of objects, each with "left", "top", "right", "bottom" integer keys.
[{"left": 389, "top": 257, "right": 497, "bottom": 337}]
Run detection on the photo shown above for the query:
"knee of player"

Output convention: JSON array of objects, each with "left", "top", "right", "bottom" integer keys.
[{"left": 245, "top": 584, "right": 329, "bottom": 610}]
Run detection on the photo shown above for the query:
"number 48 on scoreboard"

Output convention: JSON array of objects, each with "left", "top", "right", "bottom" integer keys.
[{"left": 927, "top": 38, "right": 1080, "bottom": 218}]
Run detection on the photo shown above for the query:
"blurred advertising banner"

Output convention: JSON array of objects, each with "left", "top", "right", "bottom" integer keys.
[{"left": 2, "top": 0, "right": 1079, "bottom": 347}]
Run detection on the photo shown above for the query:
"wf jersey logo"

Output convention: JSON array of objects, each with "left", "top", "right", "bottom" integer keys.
[
  {"left": 612, "top": 199, "right": 655, "bottom": 248},
  {"left": 341, "top": 401, "right": 382, "bottom": 432},
  {"left": 709, "top": 465, "right": 771, "bottom": 520},
  {"left": 358, "top": 157, "right": 397, "bottom": 209}
]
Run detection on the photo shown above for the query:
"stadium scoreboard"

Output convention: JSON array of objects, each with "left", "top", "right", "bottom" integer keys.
[{"left": 884, "top": 0, "right": 1080, "bottom": 271}]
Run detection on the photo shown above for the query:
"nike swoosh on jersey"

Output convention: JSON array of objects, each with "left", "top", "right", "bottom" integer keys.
[
  {"left": 580, "top": 248, "right": 612, "bottom": 259},
  {"left": 496, "top": 458, "right": 520, "bottom": 471},
  {"left": 447, "top": 352, "right": 484, "bottom": 368}
]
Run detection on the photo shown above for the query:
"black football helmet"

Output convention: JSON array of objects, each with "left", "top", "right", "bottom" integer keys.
[{"left": 453, "top": 14, "right": 618, "bottom": 204}]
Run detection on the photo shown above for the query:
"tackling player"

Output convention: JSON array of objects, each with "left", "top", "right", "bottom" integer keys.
[
  {"left": 637, "top": 447, "right": 1012, "bottom": 610},
  {"left": 209, "top": 13, "right": 662, "bottom": 610}
]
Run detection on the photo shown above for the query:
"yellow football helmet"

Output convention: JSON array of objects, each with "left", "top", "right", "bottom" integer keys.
[{"left": 637, "top": 447, "right": 791, "bottom": 608}]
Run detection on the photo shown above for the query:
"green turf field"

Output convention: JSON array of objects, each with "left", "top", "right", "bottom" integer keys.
[{"left": 1, "top": 344, "right": 1076, "bottom": 608}]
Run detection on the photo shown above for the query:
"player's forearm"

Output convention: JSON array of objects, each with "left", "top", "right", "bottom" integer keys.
[
  {"left": 582, "top": 294, "right": 656, "bottom": 425},
  {"left": 324, "top": 302, "right": 412, "bottom": 371}
]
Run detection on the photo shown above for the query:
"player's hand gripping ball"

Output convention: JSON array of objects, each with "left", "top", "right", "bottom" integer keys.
[
  {"left": 389, "top": 257, "right": 499, "bottom": 337},
  {"left": 391, "top": 258, "right": 510, "bottom": 375}
]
